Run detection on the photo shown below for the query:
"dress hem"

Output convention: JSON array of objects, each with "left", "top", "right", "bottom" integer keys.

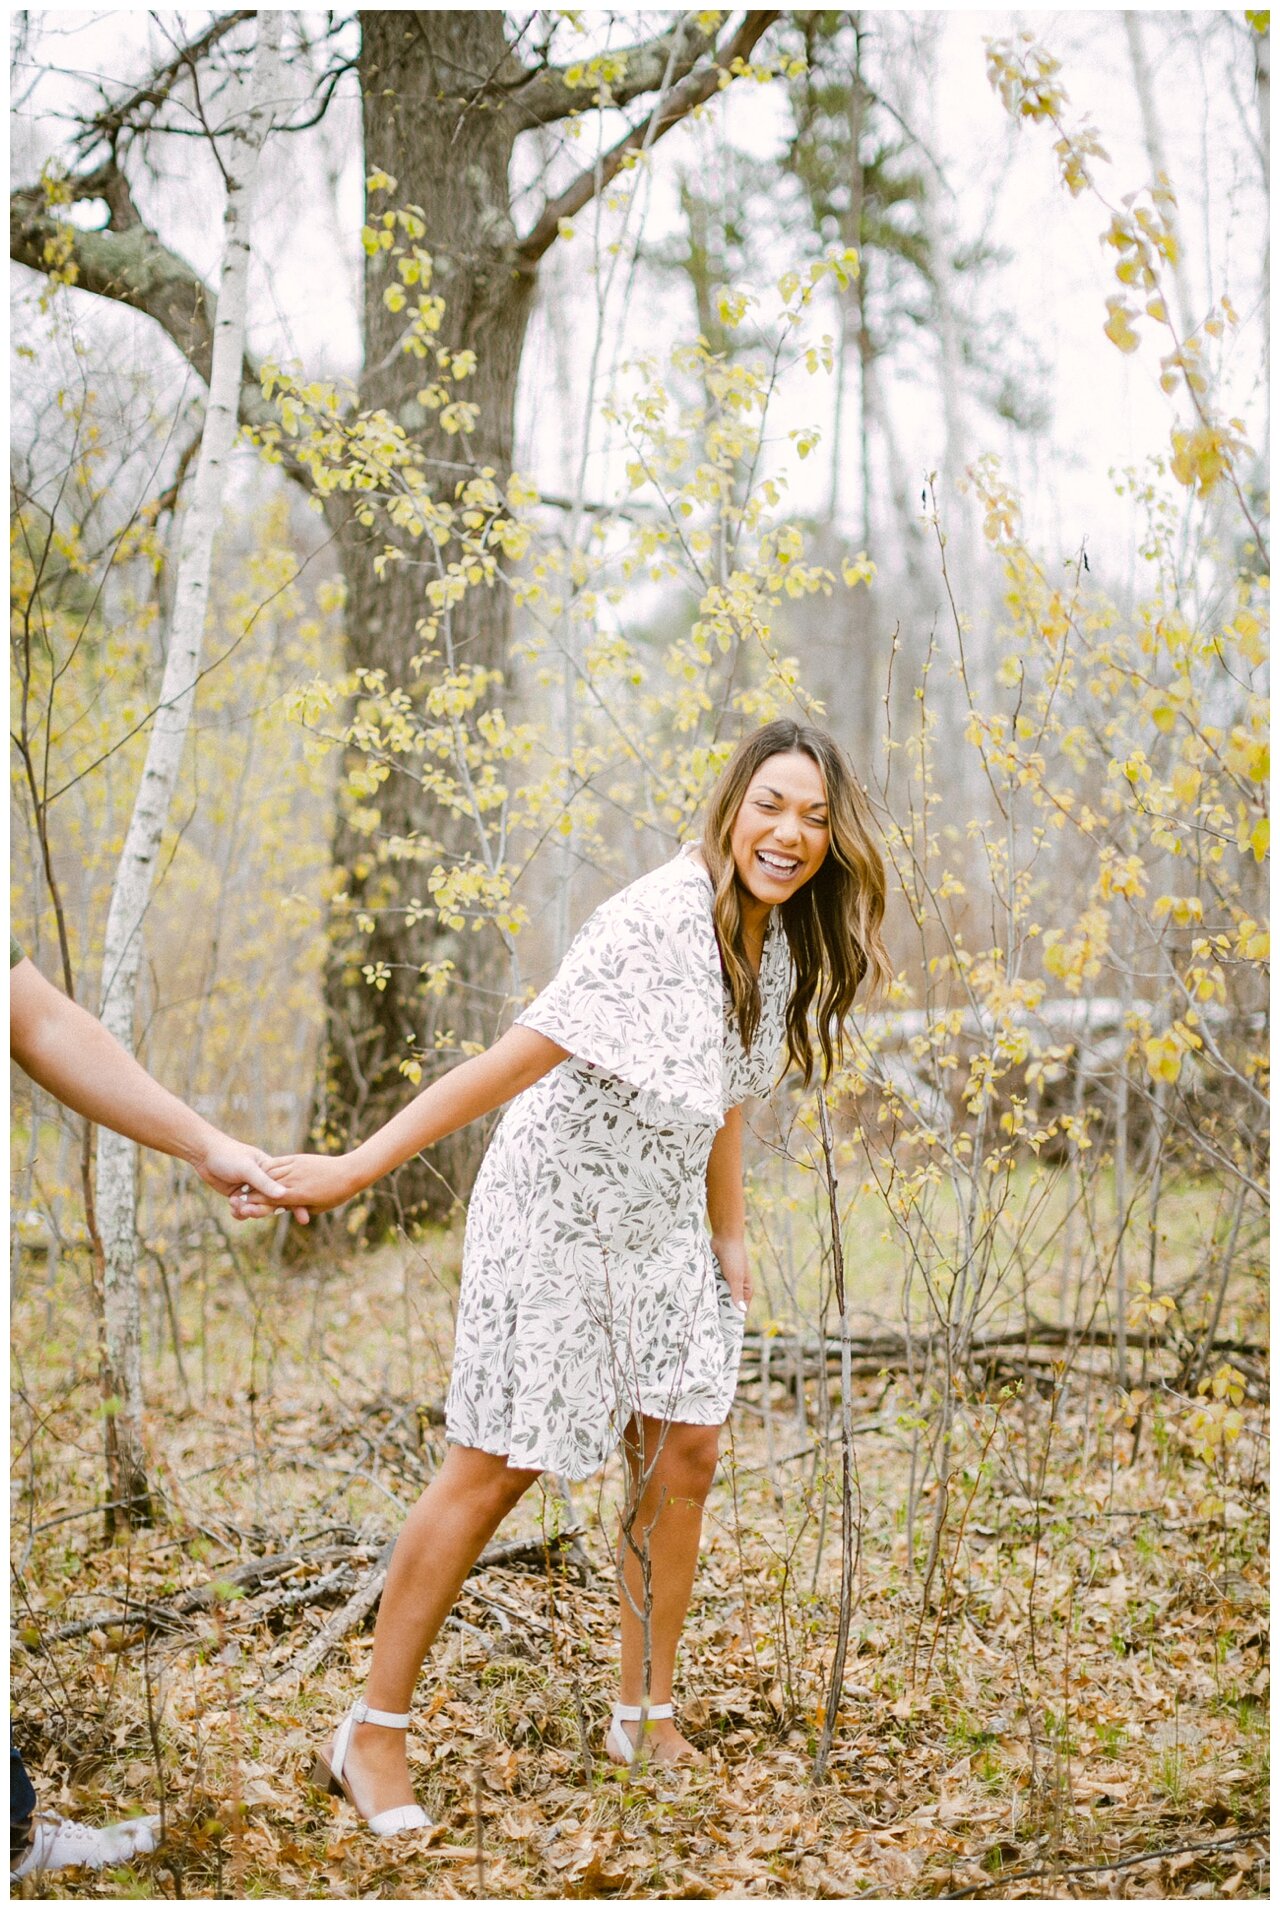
[{"left": 445, "top": 1393, "right": 734, "bottom": 1482}]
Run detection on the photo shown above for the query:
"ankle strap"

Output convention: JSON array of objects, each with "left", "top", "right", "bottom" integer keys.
[
  {"left": 352, "top": 1700, "right": 410, "bottom": 1729},
  {"left": 612, "top": 1701, "right": 674, "bottom": 1721}
]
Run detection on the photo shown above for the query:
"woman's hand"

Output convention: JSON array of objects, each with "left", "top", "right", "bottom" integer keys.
[
  {"left": 711, "top": 1235, "right": 752, "bottom": 1314},
  {"left": 229, "top": 1151, "right": 363, "bottom": 1223}
]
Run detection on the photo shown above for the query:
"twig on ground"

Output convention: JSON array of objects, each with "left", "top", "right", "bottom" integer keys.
[
  {"left": 940, "top": 1827, "right": 1264, "bottom": 1897},
  {"left": 263, "top": 1540, "right": 395, "bottom": 1687}
]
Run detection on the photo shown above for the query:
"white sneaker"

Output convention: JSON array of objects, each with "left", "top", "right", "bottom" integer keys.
[{"left": 10, "top": 1810, "right": 161, "bottom": 1881}]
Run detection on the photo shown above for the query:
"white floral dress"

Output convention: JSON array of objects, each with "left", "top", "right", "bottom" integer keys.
[{"left": 445, "top": 846, "right": 792, "bottom": 1479}]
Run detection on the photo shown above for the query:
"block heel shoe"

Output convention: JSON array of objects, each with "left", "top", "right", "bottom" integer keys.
[
  {"left": 309, "top": 1701, "right": 432, "bottom": 1838},
  {"left": 604, "top": 1700, "right": 675, "bottom": 1765}
]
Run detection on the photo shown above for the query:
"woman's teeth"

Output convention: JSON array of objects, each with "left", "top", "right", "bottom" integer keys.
[{"left": 757, "top": 851, "right": 799, "bottom": 877}]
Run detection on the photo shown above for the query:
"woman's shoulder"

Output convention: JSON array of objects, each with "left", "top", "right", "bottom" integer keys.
[{"left": 602, "top": 844, "right": 712, "bottom": 920}]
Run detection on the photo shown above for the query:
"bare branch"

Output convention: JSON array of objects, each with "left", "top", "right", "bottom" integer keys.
[
  {"left": 12, "top": 179, "right": 217, "bottom": 379},
  {"left": 515, "top": 10, "right": 781, "bottom": 267},
  {"left": 63, "top": 157, "right": 142, "bottom": 230},
  {"left": 10, "top": 180, "right": 310, "bottom": 489},
  {"left": 70, "top": 9, "right": 256, "bottom": 157},
  {"left": 498, "top": 15, "right": 718, "bottom": 129}
]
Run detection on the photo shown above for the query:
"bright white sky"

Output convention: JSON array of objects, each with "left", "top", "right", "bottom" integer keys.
[{"left": 10, "top": 7, "right": 1269, "bottom": 588}]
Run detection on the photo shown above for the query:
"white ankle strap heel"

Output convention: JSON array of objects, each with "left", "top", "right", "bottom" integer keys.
[
  {"left": 349, "top": 1701, "right": 411, "bottom": 1730},
  {"left": 310, "top": 1701, "right": 432, "bottom": 1838},
  {"left": 605, "top": 1700, "right": 674, "bottom": 1765}
]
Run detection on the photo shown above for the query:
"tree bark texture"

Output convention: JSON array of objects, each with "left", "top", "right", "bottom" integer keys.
[
  {"left": 93, "top": 12, "right": 280, "bottom": 1524},
  {"left": 314, "top": 12, "right": 540, "bottom": 1228}
]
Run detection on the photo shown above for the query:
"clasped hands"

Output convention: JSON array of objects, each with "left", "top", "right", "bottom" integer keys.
[{"left": 225, "top": 1148, "right": 367, "bottom": 1224}]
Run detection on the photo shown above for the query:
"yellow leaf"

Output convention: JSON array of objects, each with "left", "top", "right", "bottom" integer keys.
[{"left": 1103, "top": 300, "right": 1141, "bottom": 353}]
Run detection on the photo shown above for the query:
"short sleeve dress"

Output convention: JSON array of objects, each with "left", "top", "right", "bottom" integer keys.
[{"left": 445, "top": 846, "right": 792, "bottom": 1478}]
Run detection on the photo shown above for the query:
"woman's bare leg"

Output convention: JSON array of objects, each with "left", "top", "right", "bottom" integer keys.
[
  {"left": 336, "top": 1444, "right": 541, "bottom": 1818},
  {"left": 614, "top": 1415, "right": 720, "bottom": 1762}
]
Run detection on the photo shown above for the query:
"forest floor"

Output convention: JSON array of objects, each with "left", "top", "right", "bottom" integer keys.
[{"left": 10, "top": 1219, "right": 1269, "bottom": 1902}]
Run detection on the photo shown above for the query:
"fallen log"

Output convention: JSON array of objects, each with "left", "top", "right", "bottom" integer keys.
[
  {"left": 736, "top": 1324, "right": 1267, "bottom": 1384},
  {"left": 263, "top": 1526, "right": 586, "bottom": 1687},
  {"left": 17, "top": 1525, "right": 588, "bottom": 1653},
  {"left": 20, "top": 1543, "right": 362, "bottom": 1646}
]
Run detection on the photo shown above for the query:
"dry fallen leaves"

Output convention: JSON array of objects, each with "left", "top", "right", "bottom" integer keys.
[{"left": 9, "top": 1244, "right": 1268, "bottom": 1900}]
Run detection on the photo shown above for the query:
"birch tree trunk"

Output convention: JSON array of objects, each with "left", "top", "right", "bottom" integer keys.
[{"left": 93, "top": 12, "right": 280, "bottom": 1526}]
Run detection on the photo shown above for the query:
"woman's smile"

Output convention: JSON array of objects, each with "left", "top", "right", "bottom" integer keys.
[{"left": 730, "top": 751, "right": 830, "bottom": 921}]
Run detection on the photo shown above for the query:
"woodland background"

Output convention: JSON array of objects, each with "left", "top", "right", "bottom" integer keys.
[{"left": 9, "top": 9, "right": 1269, "bottom": 1901}]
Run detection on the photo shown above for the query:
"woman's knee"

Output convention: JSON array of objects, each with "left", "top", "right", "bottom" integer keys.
[
  {"left": 446, "top": 1446, "right": 541, "bottom": 1516},
  {"left": 653, "top": 1422, "right": 720, "bottom": 1503},
  {"left": 488, "top": 1463, "right": 542, "bottom": 1517}
]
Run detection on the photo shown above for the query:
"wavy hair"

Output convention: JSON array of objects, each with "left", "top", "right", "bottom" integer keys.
[{"left": 699, "top": 721, "right": 890, "bottom": 1085}]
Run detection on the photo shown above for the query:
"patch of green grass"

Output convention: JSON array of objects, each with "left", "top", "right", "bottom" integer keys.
[{"left": 1156, "top": 1744, "right": 1185, "bottom": 1808}]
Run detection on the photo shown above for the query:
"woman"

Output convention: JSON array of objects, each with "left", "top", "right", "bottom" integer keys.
[{"left": 236, "top": 720, "right": 889, "bottom": 1837}]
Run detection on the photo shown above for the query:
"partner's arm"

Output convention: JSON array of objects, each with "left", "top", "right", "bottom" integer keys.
[
  {"left": 706, "top": 1103, "right": 751, "bottom": 1310},
  {"left": 236, "top": 1024, "right": 570, "bottom": 1216},
  {"left": 10, "top": 957, "right": 287, "bottom": 1201}
]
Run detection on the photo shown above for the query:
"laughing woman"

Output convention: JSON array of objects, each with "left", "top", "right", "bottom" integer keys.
[{"left": 235, "top": 720, "right": 889, "bottom": 1837}]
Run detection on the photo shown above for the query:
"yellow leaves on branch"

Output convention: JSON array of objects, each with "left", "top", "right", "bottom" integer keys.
[
  {"left": 1143, "top": 1019, "right": 1202, "bottom": 1084},
  {"left": 1042, "top": 908, "right": 1109, "bottom": 993},
  {"left": 426, "top": 861, "right": 527, "bottom": 937},
  {"left": 1183, "top": 1364, "right": 1248, "bottom": 1468},
  {"left": 1103, "top": 297, "right": 1140, "bottom": 355},
  {"left": 1092, "top": 848, "right": 1147, "bottom": 903},
  {"left": 988, "top": 34, "right": 1258, "bottom": 519},
  {"left": 560, "top": 47, "right": 641, "bottom": 103},
  {"left": 1169, "top": 421, "right": 1247, "bottom": 498},
  {"left": 984, "top": 36, "right": 1108, "bottom": 194},
  {"left": 1127, "top": 1282, "right": 1179, "bottom": 1334},
  {"left": 721, "top": 51, "right": 809, "bottom": 90},
  {"left": 1152, "top": 894, "right": 1203, "bottom": 927}
]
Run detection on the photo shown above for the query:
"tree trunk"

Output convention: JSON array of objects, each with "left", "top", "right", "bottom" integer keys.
[
  {"left": 315, "top": 13, "right": 538, "bottom": 1230},
  {"left": 93, "top": 13, "right": 280, "bottom": 1526},
  {"left": 9, "top": 9, "right": 778, "bottom": 1241},
  {"left": 1122, "top": 13, "right": 1198, "bottom": 344}
]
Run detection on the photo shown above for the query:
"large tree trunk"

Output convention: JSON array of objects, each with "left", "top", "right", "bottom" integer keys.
[
  {"left": 315, "top": 13, "right": 538, "bottom": 1230},
  {"left": 94, "top": 12, "right": 280, "bottom": 1525},
  {"left": 9, "top": 8, "right": 779, "bottom": 1239}
]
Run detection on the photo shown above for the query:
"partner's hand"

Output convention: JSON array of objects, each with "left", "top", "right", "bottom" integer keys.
[
  {"left": 711, "top": 1236, "right": 751, "bottom": 1314},
  {"left": 197, "top": 1136, "right": 286, "bottom": 1202},
  {"left": 229, "top": 1151, "right": 362, "bottom": 1222},
  {"left": 203, "top": 1137, "right": 312, "bottom": 1225}
]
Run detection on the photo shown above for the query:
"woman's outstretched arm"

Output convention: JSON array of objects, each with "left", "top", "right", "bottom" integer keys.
[{"left": 232, "top": 1025, "right": 568, "bottom": 1219}]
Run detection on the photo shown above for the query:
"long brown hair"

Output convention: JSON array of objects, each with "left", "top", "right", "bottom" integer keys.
[{"left": 699, "top": 721, "right": 890, "bottom": 1085}]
